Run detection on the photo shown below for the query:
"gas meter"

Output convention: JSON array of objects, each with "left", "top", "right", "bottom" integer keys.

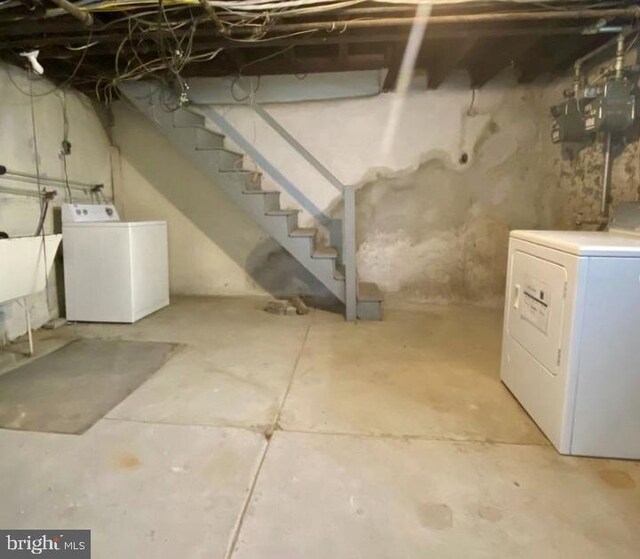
[
  {"left": 584, "top": 78, "right": 636, "bottom": 133},
  {"left": 551, "top": 98, "right": 593, "bottom": 143}
]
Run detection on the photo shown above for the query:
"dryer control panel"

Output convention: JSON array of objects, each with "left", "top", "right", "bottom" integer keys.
[{"left": 62, "top": 203, "right": 120, "bottom": 224}]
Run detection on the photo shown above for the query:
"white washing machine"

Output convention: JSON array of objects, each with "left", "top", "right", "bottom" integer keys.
[
  {"left": 62, "top": 203, "right": 169, "bottom": 323},
  {"left": 501, "top": 206, "right": 640, "bottom": 459}
]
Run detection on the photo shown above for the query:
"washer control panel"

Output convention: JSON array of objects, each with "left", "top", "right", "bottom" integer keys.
[{"left": 62, "top": 203, "right": 121, "bottom": 223}]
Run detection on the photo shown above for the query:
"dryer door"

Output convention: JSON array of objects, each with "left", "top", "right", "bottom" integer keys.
[{"left": 507, "top": 250, "right": 568, "bottom": 376}]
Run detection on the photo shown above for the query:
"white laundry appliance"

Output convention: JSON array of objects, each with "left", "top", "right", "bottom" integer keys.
[
  {"left": 501, "top": 204, "right": 640, "bottom": 459},
  {"left": 62, "top": 203, "right": 169, "bottom": 323}
]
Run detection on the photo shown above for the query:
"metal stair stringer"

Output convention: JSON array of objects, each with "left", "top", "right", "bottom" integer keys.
[{"left": 119, "top": 85, "right": 346, "bottom": 303}]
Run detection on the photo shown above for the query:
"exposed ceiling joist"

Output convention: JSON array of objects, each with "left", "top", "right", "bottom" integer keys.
[
  {"left": 423, "top": 37, "right": 477, "bottom": 89},
  {"left": 0, "top": 1, "right": 636, "bottom": 97},
  {"left": 467, "top": 35, "right": 541, "bottom": 88},
  {"left": 382, "top": 44, "right": 404, "bottom": 92}
]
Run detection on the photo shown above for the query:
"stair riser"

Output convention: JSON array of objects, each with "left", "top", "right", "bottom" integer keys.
[
  {"left": 216, "top": 151, "right": 243, "bottom": 170},
  {"left": 285, "top": 212, "right": 299, "bottom": 231},
  {"left": 173, "top": 111, "right": 205, "bottom": 128},
  {"left": 357, "top": 301, "right": 383, "bottom": 321},
  {"left": 223, "top": 172, "right": 262, "bottom": 191},
  {"left": 261, "top": 193, "right": 281, "bottom": 212},
  {"left": 245, "top": 175, "right": 262, "bottom": 191},
  {"left": 195, "top": 128, "right": 225, "bottom": 149},
  {"left": 244, "top": 192, "right": 280, "bottom": 212},
  {"left": 287, "top": 235, "right": 313, "bottom": 257}
]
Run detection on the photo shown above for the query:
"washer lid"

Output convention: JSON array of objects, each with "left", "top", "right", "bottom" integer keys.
[
  {"left": 62, "top": 220, "right": 166, "bottom": 228},
  {"left": 511, "top": 230, "right": 640, "bottom": 257}
]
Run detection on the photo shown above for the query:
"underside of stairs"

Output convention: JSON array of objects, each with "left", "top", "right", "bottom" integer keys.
[{"left": 119, "top": 83, "right": 383, "bottom": 320}]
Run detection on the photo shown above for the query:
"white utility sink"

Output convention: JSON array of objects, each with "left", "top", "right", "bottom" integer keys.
[
  {"left": 0, "top": 234, "right": 62, "bottom": 354},
  {"left": 0, "top": 234, "right": 62, "bottom": 304}
]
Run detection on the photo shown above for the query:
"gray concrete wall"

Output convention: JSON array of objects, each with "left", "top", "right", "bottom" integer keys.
[
  {"left": 113, "top": 70, "right": 562, "bottom": 306},
  {"left": 0, "top": 63, "right": 113, "bottom": 340},
  {"left": 111, "top": 66, "right": 640, "bottom": 307},
  {"left": 348, "top": 79, "right": 558, "bottom": 305},
  {"left": 549, "top": 128, "right": 640, "bottom": 230},
  {"left": 543, "top": 47, "right": 640, "bottom": 231}
]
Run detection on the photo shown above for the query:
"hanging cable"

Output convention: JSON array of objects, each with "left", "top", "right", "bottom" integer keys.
[
  {"left": 467, "top": 88, "right": 476, "bottom": 116},
  {"left": 60, "top": 90, "right": 74, "bottom": 202},
  {"left": 28, "top": 69, "right": 52, "bottom": 314},
  {"left": 28, "top": 72, "right": 44, "bottom": 232}
]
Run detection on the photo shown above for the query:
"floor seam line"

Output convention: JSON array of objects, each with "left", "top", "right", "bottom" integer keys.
[
  {"left": 100, "top": 416, "right": 264, "bottom": 434},
  {"left": 223, "top": 440, "right": 270, "bottom": 559},
  {"left": 222, "top": 322, "right": 312, "bottom": 559},
  {"left": 277, "top": 427, "right": 550, "bottom": 447},
  {"left": 270, "top": 322, "right": 312, "bottom": 432}
]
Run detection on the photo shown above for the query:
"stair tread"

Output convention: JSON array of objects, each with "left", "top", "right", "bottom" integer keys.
[
  {"left": 212, "top": 148, "right": 243, "bottom": 156},
  {"left": 313, "top": 246, "right": 338, "bottom": 259},
  {"left": 220, "top": 169, "right": 261, "bottom": 175},
  {"left": 266, "top": 209, "right": 299, "bottom": 215},
  {"left": 290, "top": 228, "right": 316, "bottom": 237},
  {"left": 358, "top": 281, "right": 384, "bottom": 302},
  {"left": 174, "top": 124, "right": 206, "bottom": 130},
  {"left": 195, "top": 128, "right": 224, "bottom": 138},
  {"left": 201, "top": 129, "right": 224, "bottom": 138},
  {"left": 187, "top": 125, "right": 223, "bottom": 135},
  {"left": 242, "top": 190, "right": 279, "bottom": 195}
]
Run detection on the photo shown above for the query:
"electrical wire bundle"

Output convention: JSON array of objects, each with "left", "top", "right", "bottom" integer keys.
[
  {"left": 0, "top": 0, "right": 636, "bottom": 101},
  {"left": 96, "top": 1, "right": 223, "bottom": 105}
]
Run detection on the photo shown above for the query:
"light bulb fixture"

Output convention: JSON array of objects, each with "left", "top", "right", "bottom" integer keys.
[{"left": 20, "top": 49, "right": 44, "bottom": 75}]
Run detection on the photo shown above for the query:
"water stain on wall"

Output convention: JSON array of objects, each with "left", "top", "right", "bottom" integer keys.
[
  {"left": 351, "top": 98, "right": 552, "bottom": 305},
  {"left": 553, "top": 135, "right": 640, "bottom": 228}
]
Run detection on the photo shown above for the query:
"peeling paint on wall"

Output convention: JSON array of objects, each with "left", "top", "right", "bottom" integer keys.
[
  {"left": 551, "top": 134, "right": 640, "bottom": 228},
  {"left": 348, "top": 84, "right": 557, "bottom": 305},
  {"left": 113, "top": 68, "right": 640, "bottom": 308}
]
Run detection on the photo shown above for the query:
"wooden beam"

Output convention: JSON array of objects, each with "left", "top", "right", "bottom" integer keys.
[
  {"left": 548, "top": 34, "right": 610, "bottom": 75},
  {"left": 0, "top": 24, "right": 602, "bottom": 51},
  {"left": 338, "top": 42, "right": 348, "bottom": 63},
  {"left": 517, "top": 36, "right": 568, "bottom": 83},
  {"left": 180, "top": 53, "right": 386, "bottom": 78},
  {"left": 382, "top": 43, "right": 404, "bottom": 92},
  {"left": 467, "top": 36, "right": 540, "bottom": 88},
  {"left": 225, "top": 48, "right": 246, "bottom": 73},
  {"left": 423, "top": 37, "right": 476, "bottom": 89}
]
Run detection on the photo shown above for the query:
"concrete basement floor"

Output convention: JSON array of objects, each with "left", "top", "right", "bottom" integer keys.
[{"left": 0, "top": 296, "right": 638, "bottom": 558}]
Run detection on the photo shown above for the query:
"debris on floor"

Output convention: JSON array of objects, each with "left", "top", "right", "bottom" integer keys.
[
  {"left": 264, "top": 298, "right": 308, "bottom": 316},
  {"left": 43, "top": 318, "right": 67, "bottom": 330},
  {"left": 289, "top": 296, "right": 310, "bottom": 315}
]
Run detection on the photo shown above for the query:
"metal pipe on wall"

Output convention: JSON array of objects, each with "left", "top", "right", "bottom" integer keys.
[
  {"left": 602, "top": 132, "right": 613, "bottom": 217},
  {"left": 0, "top": 185, "right": 51, "bottom": 199},
  {"left": 48, "top": 0, "right": 93, "bottom": 26},
  {"left": 0, "top": 165, "right": 101, "bottom": 193},
  {"left": 573, "top": 31, "right": 629, "bottom": 220},
  {"left": 228, "top": 7, "right": 640, "bottom": 35},
  {"left": 615, "top": 32, "right": 625, "bottom": 79}
]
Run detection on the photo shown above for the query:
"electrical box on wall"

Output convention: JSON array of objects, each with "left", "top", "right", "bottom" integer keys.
[
  {"left": 551, "top": 99, "right": 594, "bottom": 143},
  {"left": 584, "top": 79, "right": 636, "bottom": 133}
]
